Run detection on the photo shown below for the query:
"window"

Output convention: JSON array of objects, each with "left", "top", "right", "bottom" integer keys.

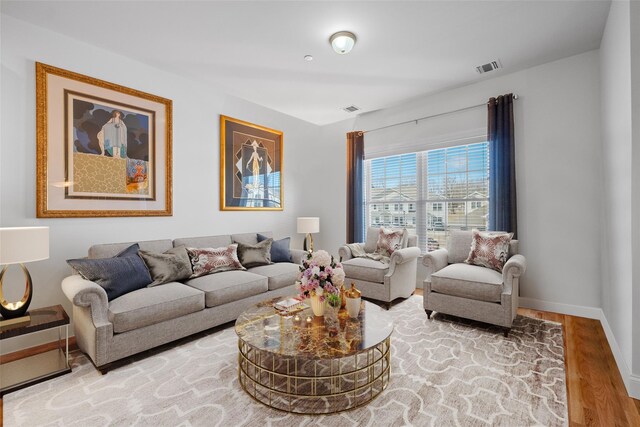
[{"left": 364, "top": 142, "right": 489, "bottom": 252}]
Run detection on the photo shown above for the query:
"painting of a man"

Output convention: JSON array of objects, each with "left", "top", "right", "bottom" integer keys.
[{"left": 97, "top": 110, "right": 127, "bottom": 158}]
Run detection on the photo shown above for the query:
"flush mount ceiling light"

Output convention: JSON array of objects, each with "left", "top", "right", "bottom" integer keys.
[
  {"left": 330, "top": 31, "right": 356, "bottom": 55},
  {"left": 304, "top": 55, "right": 314, "bottom": 61}
]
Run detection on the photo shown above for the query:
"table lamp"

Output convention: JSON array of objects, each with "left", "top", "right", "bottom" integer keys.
[
  {"left": 297, "top": 217, "right": 319, "bottom": 252},
  {"left": 0, "top": 227, "right": 50, "bottom": 326}
]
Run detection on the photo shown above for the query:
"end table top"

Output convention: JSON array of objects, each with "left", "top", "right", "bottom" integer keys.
[
  {"left": 0, "top": 305, "right": 69, "bottom": 340},
  {"left": 235, "top": 298, "right": 393, "bottom": 359}
]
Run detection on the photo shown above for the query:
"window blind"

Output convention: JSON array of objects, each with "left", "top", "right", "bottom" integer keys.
[{"left": 363, "top": 142, "right": 489, "bottom": 252}]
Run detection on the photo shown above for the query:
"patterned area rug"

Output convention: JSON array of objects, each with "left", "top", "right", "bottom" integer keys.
[{"left": 4, "top": 296, "right": 567, "bottom": 426}]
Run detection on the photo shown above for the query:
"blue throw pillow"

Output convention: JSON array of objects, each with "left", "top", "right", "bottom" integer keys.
[
  {"left": 67, "top": 244, "right": 152, "bottom": 301},
  {"left": 257, "top": 234, "right": 292, "bottom": 263}
]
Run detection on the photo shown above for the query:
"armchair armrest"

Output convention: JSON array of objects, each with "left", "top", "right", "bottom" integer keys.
[
  {"left": 290, "top": 248, "right": 308, "bottom": 265},
  {"left": 61, "top": 275, "right": 110, "bottom": 326},
  {"left": 339, "top": 243, "right": 364, "bottom": 262},
  {"left": 422, "top": 248, "right": 448, "bottom": 275},
  {"left": 390, "top": 247, "right": 421, "bottom": 265},
  {"left": 502, "top": 254, "right": 526, "bottom": 290}
]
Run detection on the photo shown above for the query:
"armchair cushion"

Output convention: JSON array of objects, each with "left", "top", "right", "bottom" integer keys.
[
  {"left": 431, "top": 263, "right": 503, "bottom": 303},
  {"left": 342, "top": 257, "right": 389, "bottom": 283}
]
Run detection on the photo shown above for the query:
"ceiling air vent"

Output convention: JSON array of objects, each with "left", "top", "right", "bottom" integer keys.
[
  {"left": 342, "top": 105, "right": 360, "bottom": 113},
  {"left": 476, "top": 60, "right": 502, "bottom": 74}
]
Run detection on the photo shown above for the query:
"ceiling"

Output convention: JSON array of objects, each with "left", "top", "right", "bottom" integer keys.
[{"left": 2, "top": 1, "right": 611, "bottom": 125}]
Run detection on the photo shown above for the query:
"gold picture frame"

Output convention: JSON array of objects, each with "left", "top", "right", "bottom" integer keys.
[
  {"left": 36, "top": 62, "right": 172, "bottom": 217},
  {"left": 220, "top": 115, "right": 283, "bottom": 211}
]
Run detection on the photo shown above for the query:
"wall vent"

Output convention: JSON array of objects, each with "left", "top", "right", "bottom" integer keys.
[
  {"left": 342, "top": 105, "right": 360, "bottom": 113},
  {"left": 476, "top": 60, "right": 502, "bottom": 74}
]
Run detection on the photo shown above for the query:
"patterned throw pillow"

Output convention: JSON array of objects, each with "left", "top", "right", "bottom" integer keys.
[
  {"left": 465, "top": 230, "right": 513, "bottom": 272},
  {"left": 375, "top": 227, "right": 406, "bottom": 257},
  {"left": 187, "top": 244, "right": 245, "bottom": 278}
]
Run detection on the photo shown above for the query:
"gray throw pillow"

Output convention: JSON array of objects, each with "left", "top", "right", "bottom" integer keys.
[
  {"left": 257, "top": 234, "right": 292, "bottom": 263},
  {"left": 139, "top": 245, "right": 193, "bottom": 286},
  {"left": 236, "top": 239, "right": 272, "bottom": 268},
  {"left": 67, "top": 243, "right": 152, "bottom": 301}
]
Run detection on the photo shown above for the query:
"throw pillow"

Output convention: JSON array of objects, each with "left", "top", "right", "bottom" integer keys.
[
  {"left": 375, "top": 227, "right": 406, "bottom": 256},
  {"left": 138, "top": 245, "right": 193, "bottom": 286},
  {"left": 67, "top": 243, "right": 152, "bottom": 301},
  {"left": 465, "top": 230, "right": 513, "bottom": 272},
  {"left": 257, "top": 233, "right": 292, "bottom": 263},
  {"left": 186, "top": 244, "right": 245, "bottom": 278},
  {"left": 236, "top": 239, "right": 272, "bottom": 268}
]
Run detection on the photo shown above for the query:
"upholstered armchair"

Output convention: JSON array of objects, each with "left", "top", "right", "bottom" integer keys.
[
  {"left": 422, "top": 230, "right": 526, "bottom": 336},
  {"left": 339, "top": 227, "right": 421, "bottom": 309}
]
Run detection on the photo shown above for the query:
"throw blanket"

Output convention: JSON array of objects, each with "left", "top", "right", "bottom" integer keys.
[{"left": 346, "top": 243, "right": 390, "bottom": 264}]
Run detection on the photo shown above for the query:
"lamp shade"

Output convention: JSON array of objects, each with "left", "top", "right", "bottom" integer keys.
[
  {"left": 0, "top": 227, "right": 50, "bottom": 265},
  {"left": 297, "top": 217, "right": 319, "bottom": 234}
]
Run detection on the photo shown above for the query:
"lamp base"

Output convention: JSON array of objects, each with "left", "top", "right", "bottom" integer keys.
[
  {"left": 0, "top": 314, "right": 31, "bottom": 329},
  {"left": 303, "top": 234, "right": 314, "bottom": 252},
  {"left": 0, "top": 264, "right": 33, "bottom": 320}
]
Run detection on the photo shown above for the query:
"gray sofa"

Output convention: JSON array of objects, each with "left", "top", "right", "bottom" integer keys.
[{"left": 62, "top": 232, "right": 305, "bottom": 370}]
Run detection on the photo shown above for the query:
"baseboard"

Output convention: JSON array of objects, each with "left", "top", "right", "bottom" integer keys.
[
  {"left": 629, "top": 375, "right": 640, "bottom": 399},
  {"left": 518, "top": 297, "right": 602, "bottom": 319},
  {"left": 520, "top": 296, "right": 640, "bottom": 399}
]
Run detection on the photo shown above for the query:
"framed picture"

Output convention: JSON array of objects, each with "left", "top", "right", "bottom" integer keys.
[
  {"left": 36, "top": 62, "right": 172, "bottom": 217},
  {"left": 220, "top": 115, "right": 283, "bottom": 210}
]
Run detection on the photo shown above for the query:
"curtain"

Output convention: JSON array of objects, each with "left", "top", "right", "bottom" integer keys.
[
  {"left": 488, "top": 94, "right": 517, "bottom": 238},
  {"left": 346, "top": 131, "right": 365, "bottom": 243}
]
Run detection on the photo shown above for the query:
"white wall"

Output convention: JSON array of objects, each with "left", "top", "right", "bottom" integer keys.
[
  {"left": 630, "top": 0, "right": 640, "bottom": 388},
  {"left": 599, "top": 0, "right": 633, "bottom": 380},
  {"left": 0, "top": 15, "right": 320, "bottom": 352},
  {"left": 317, "top": 50, "right": 604, "bottom": 310}
]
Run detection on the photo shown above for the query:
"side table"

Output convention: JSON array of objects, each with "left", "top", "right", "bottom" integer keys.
[{"left": 0, "top": 304, "right": 71, "bottom": 396}]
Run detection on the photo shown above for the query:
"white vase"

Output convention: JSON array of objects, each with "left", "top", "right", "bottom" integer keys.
[
  {"left": 310, "top": 293, "right": 325, "bottom": 317},
  {"left": 345, "top": 297, "right": 361, "bottom": 319}
]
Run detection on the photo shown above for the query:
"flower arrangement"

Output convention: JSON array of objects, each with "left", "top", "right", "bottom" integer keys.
[{"left": 297, "top": 250, "right": 345, "bottom": 301}]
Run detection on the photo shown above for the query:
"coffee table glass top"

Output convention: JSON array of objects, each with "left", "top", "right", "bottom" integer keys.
[{"left": 235, "top": 298, "right": 393, "bottom": 359}]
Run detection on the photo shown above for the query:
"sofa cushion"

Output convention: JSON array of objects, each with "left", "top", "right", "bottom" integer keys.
[
  {"left": 187, "top": 244, "right": 245, "bottom": 277},
  {"left": 236, "top": 239, "right": 272, "bottom": 268},
  {"left": 68, "top": 244, "right": 152, "bottom": 301},
  {"left": 248, "top": 263, "right": 299, "bottom": 291},
  {"left": 89, "top": 239, "right": 173, "bottom": 259},
  {"left": 183, "top": 270, "right": 268, "bottom": 307},
  {"left": 431, "top": 263, "right": 503, "bottom": 303},
  {"left": 173, "top": 235, "right": 232, "bottom": 250},
  {"left": 258, "top": 233, "right": 292, "bottom": 263},
  {"left": 139, "top": 246, "right": 193, "bottom": 286},
  {"left": 342, "top": 257, "right": 389, "bottom": 283},
  {"left": 108, "top": 282, "right": 204, "bottom": 333}
]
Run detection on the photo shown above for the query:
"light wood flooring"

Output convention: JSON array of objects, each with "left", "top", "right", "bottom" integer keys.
[{"left": 1, "top": 294, "right": 639, "bottom": 426}]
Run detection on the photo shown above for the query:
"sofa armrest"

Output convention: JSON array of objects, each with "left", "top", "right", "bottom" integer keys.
[
  {"left": 290, "top": 249, "right": 308, "bottom": 265},
  {"left": 338, "top": 243, "right": 363, "bottom": 262},
  {"left": 502, "top": 254, "right": 526, "bottom": 289},
  {"left": 422, "top": 248, "right": 448, "bottom": 276},
  {"left": 61, "top": 275, "right": 110, "bottom": 326}
]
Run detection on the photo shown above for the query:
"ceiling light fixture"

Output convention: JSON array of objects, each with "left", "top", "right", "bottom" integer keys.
[
  {"left": 330, "top": 31, "right": 356, "bottom": 55},
  {"left": 304, "top": 55, "right": 313, "bottom": 61}
]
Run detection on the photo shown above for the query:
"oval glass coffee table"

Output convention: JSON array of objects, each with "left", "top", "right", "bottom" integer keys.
[{"left": 235, "top": 298, "right": 393, "bottom": 414}]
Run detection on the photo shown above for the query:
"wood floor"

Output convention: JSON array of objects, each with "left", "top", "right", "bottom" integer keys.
[{"left": 1, "top": 298, "right": 639, "bottom": 426}]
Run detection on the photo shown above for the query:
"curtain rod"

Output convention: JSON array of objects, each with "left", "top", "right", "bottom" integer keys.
[{"left": 363, "top": 94, "right": 518, "bottom": 135}]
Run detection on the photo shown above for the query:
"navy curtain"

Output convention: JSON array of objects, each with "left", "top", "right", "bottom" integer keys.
[
  {"left": 347, "top": 131, "right": 365, "bottom": 243},
  {"left": 488, "top": 94, "right": 517, "bottom": 238}
]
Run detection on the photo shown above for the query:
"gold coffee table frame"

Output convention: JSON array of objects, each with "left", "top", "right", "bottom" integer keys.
[{"left": 235, "top": 300, "right": 393, "bottom": 414}]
